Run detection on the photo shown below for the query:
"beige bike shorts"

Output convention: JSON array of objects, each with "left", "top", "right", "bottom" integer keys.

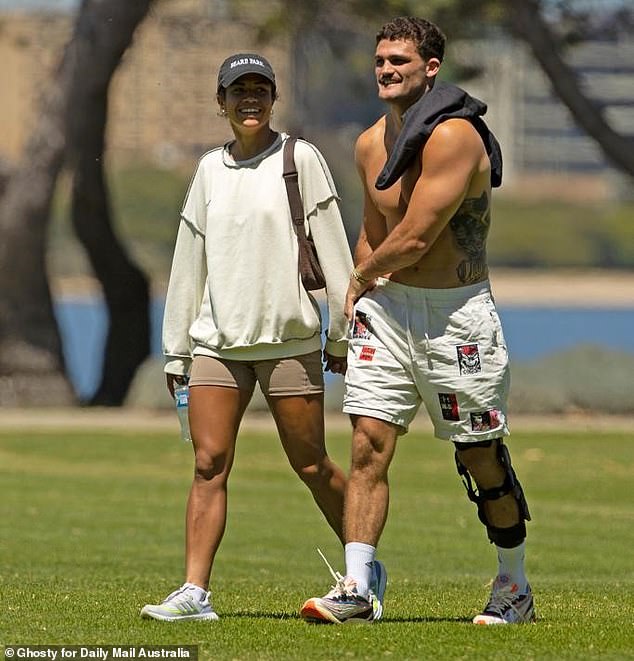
[{"left": 189, "top": 351, "right": 324, "bottom": 397}]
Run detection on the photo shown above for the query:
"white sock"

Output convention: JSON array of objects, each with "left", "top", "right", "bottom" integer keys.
[
  {"left": 183, "top": 582, "right": 208, "bottom": 600},
  {"left": 345, "top": 542, "right": 375, "bottom": 599},
  {"left": 496, "top": 541, "right": 528, "bottom": 593}
]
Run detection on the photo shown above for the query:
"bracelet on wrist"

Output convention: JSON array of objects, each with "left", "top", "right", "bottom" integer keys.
[{"left": 351, "top": 267, "right": 370, "bottom": 285}]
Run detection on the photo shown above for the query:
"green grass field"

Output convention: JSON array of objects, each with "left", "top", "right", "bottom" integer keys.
[{"left": 1, "top": 423, "right": 633, "bottom": 659}]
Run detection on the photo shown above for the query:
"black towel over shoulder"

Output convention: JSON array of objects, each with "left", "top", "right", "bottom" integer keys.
[{"left": 374, "top": 81, "right": 503, "bottom": 191}]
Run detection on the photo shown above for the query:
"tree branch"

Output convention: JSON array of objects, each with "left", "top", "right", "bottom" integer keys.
[{"left": 506, "top": 0, "right": 634, "bottom": 177}]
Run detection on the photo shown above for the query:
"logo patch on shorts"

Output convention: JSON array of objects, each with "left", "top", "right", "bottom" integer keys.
[
  {"left": 438, "top": 393, "right": 460, "bottom": 421},
  {"left": 359, "top": 346, "right": 376, "bottom": 361},
  {"left": 353, "top": 310, "right": 373, "bottom": 339},
  {"left": 456, "top": 343, "right": 481, "bottom": 375},
  {"left": 470, "top": 409, "right": 501, "bottom": 432}
]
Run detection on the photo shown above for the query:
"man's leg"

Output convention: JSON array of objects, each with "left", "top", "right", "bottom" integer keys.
[
  {"left": 344, "top": 415, "right": 398, "bottom": 573},
  {"left": 300, "top": 289, "right": 415, "bottom": 623},
  {"left": 344, "top": 416, "right": 396, "bottom": 614},
  {"left": 270, "top": 395, "right": 387, "bottom": 619},
  {"left": 300, "top": 415, "right": 397, "bottom": 624},
  {"left": 454, "top": 438, "right": 534, "bottom": 624}
]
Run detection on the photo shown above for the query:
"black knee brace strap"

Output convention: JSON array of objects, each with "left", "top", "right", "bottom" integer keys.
[{"left": 455, "top": 439, "right": 531, "bottom": 547}]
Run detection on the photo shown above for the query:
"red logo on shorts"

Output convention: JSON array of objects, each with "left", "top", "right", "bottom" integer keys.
[
  {"left": 457, "top": 343, "right": 482, "bottom": 375},
  {"left": 438, "top": 393, "right": 460, "bottom": 421},
  {"left": 353, "top": 311, "right": 373, "bottom": 339},
  {"left": 359, "top": 346, "right": 376, "bottom": 361}
]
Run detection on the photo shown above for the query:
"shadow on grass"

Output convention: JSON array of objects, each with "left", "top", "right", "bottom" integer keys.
[
  {"left": 382, "top": 616, "right": 471, "bottom": 624},
  {"left": 224, "top": 611, "right": 470, "bottom": 624}
]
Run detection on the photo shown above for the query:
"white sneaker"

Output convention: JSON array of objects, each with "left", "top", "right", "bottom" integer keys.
[
  {"left": 300, "top": 549, "right": 378, "bottom": 624},
  {"left": 300, "top": 575, "right": 374, "bottom": 624},
  {"left": 140, "top": 583, "right": 219, "bottom": 622},
  {"left": 369, "top": 560, "right": 387, "bottom": 621},
  {"left": 473, "top": 575, "right": 535, "bottom": 625}
]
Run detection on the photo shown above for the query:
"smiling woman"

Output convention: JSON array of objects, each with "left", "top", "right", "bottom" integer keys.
[
  {"left": 139, "top": 51, "right": 354, "bottom": 622},
  {"left": 216, "top": 53, "right": 278, "bottom": 158},
  {"left": 218, "top": 75, "right": 277, "bottom": 157}
]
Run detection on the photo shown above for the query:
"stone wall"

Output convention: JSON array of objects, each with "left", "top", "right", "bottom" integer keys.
[{"left": 0, "top": 1, "right": 290, "bottom": 169}]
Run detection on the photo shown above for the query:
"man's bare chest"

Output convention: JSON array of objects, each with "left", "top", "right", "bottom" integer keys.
[{"left": 365, "top": 154, "right": 419, "bottom": 220}]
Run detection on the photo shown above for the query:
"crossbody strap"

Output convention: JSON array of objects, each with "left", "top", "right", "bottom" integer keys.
[
  {"left": 282, "top": 136, "right": 326, "bottom": 291},
  {"left": 282, "top": 137, "right": 307, "bottom": 236}
]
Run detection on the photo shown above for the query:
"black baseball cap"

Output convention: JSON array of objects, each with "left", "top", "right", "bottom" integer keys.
[{"left": 217, "top": 53, "right": 276, "bottom": 91}]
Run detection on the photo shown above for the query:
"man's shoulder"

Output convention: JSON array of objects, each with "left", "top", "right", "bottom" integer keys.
[
  {"left": 422, "top": 118, "right": 491, "bottom": 182},
  {"left": 355, "top": 116, "right": 387, "bottom": 159},
  {"left": 425, "top": 118, "right": 485, "bottom": 157},
  {"left": 358, "top": 116, "right": 387, "bottom": 142},
  {"left": 429, "top": 117, "right": 481, "bottom": 142}
]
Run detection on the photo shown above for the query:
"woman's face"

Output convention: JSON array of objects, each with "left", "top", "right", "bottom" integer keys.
[{"left": 219, "top": 74, "right": 275, "bottom": 132}]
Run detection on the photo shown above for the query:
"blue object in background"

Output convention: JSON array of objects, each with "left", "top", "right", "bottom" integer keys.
[
  {"left": 497, "top": 307, "right": 634, "bottom": 360},
  {"left": 53, "top": 298, "right": 109, "bottom": 400},
  {"left": 54, "top": 297, "right": 634, "bottom": 401}
]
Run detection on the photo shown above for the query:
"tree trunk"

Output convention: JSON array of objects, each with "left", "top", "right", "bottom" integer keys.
[
  {"left": 0, "top": 44, "right": 74, "bottom": 406},
  {"left": 72, "top": 157, "right": 151, "bottom": 407},
  {"left": 0, "top": 0, "right": 152, "bottom": 407},
  {"left": 506, "top": 0, "right": 634, "bottom": 177},
  {"left": 66, "top": 0, "right": 152, "bottom": 405}
]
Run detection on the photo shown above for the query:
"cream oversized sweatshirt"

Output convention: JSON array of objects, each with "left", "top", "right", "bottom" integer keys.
[{"left": 162, "top": 133, "right": 353, "bottom": 375}]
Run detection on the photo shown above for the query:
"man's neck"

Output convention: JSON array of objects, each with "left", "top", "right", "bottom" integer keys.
[{"left": 387, "top": 81, "right": 435, "bottom": 128}]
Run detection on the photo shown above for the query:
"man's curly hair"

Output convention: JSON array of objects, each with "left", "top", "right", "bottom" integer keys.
[{"left": 376, "top": 16, "right": 446, "bottom": 62}]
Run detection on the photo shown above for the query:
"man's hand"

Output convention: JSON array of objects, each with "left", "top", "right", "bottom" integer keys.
[
  {"left": 166, "top": 373, "right": 188, "bottom": 398},
  {"left": 344, "top": 272, "right": 374, "bottom": 321},
  {"left": 323, "top": 351, "right": 347, "bottom": 375}
]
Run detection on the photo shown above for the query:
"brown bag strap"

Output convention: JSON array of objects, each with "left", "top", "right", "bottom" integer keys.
[
  {"left": 282, "top": 137, "right": 327, "bottom": 290},
  {"left": 283, "top": 137, "right": 308, "bottom": 239}
]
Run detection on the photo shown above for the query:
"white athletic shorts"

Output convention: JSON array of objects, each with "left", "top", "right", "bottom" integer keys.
[{"left": 343, "top": 278, "right": 511, "bottom": 443}]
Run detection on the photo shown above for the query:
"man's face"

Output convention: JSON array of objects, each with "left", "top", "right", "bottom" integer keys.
[{"left": 375, "top": 38, "right": 439, "bottom": 109}]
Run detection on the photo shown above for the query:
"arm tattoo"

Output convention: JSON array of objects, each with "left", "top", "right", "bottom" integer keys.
[{"left": 449, "top": 192, "right": 490, "bottom": 284}]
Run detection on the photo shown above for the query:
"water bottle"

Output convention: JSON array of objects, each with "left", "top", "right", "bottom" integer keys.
[{"left": 174, "top": 383, "right": 192, "bottom": 442}]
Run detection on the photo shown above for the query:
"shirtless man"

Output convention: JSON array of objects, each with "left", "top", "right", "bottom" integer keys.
[{"left": 300, "top": 16, "right": 533, "bottom": 626}]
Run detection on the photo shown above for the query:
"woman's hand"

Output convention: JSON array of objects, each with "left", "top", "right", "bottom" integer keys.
[
  {"left": 323, "top": 351, "right": 347, "bottom": 375},
  {"left": 166, "top": 373, "right": 188, "bottom": 398}
]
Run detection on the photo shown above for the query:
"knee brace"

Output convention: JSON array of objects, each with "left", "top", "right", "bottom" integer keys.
[{"left": 454, "top": 439, "right": 531, "bottom": 547}]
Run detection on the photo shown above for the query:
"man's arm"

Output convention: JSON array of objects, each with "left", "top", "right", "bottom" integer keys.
[
  {"left": 353, "top": 133, "right": 388, "bottom": 266},
  {"left": 344, "top": 119, "right": 483, "bottom": 318},
  {"left": 353, "top": 226, "right": 371, "bottom": 266},
  {"left": 356, "top": 119, "right": 481, "bottom": 280}
]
